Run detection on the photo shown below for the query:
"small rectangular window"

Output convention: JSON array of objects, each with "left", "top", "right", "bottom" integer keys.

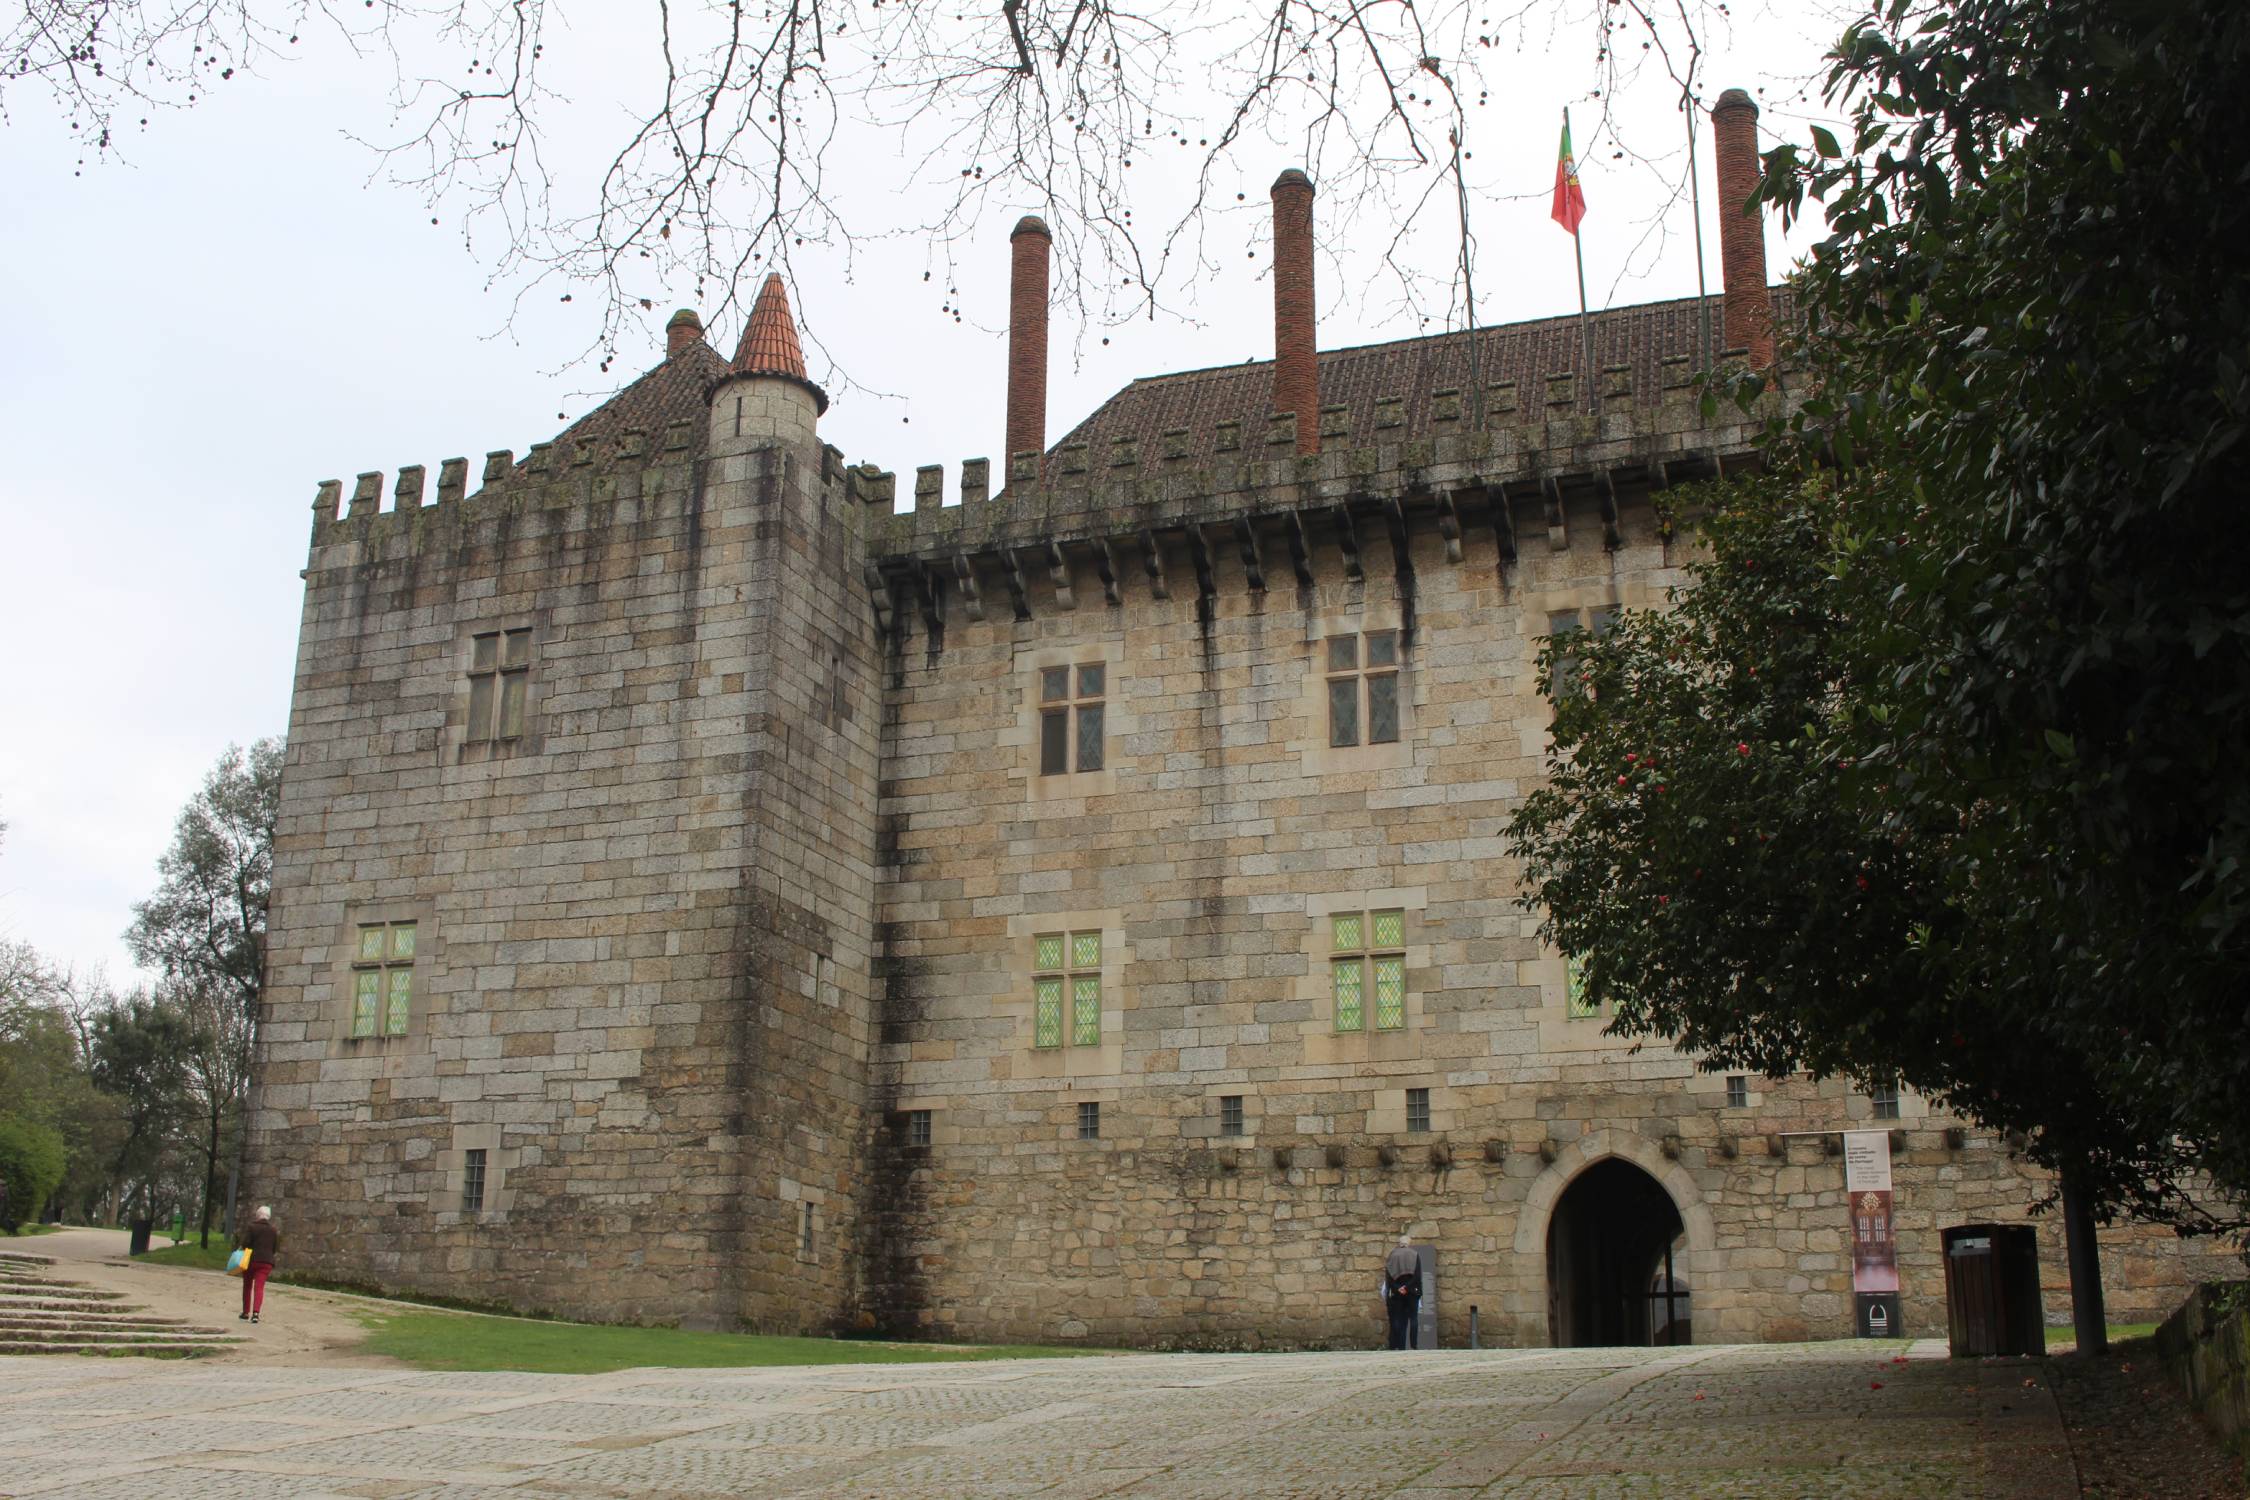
[
  {"left": 799, "top": 1201, "right": 817, "bottom": 1260},
  {"left": 1078, "top": 1101, "right": 1102, "bottom": 1140},
  {"left": 467, "top": 627, "right": 534, "bottom": 744},
  {"left": 905, "top": 1109, "right": 933, "bottom": 1148},
  {"left": 1406, "top": 1088, "right": 1431, "bottom": 1134},
  {"left": 1330, "top": 908, "right": 1406, "bottom": 1032},
  {"left": 1326, "top": 631, "right": 1401, "bottom": 747},
  {"left": 1726, "top": 1075, "right": 1748, "bottom": 1109},
  {"left": 1034, "top": 931, "right": 1102, "bottom": 1048},
  {"left": 1036, "top": 663, "right": 1107, "bottom": 777},
  {"left": 1871, "top": 1085, "right": 1901, "bottom": 1120},
  {"left": 1220, "top": 1095, "right": 1244, "bottom": 1137},
  {"left": 462, "top": 1148, "right": 487, "bottom": 1214},
  {"left": 1327, "top": 677, "right": 1359, "bottom": 747},
  {"left": 351, "top": 919, "right": 417, "bottom": 1038},
  {"left": 1566, "top": 953, "right": 1599, "bottom": 1018}
]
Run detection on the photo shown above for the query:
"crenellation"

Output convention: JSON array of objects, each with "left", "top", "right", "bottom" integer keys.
[
  {"left": 394, "top": 464, "right": 427, "bottom": 511},
  {"left": 349, "top": 471, "right": 383, "bottom": 518},
  {"left": 914, "top": 464, "right": 945, "bottom": 512},
  {"left": 436, "top": 458, "right": 468, "bottom": 506}
]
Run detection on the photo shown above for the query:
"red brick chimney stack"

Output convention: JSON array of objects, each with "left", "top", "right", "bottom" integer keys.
[
  {"left": 1711, "top": 88, "right": 1775, "bottom": 370},
  {"left": 1006, "top": 216, "right": 1053, "bottom": 471},
  {"left": 665, "top": 308, "right": 704, "bottom": 358},
  {"left": 1270, "top": 168, "right": 1320, "bottom": 456}
]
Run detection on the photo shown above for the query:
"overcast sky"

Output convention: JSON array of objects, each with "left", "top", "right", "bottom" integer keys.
[{"left": 0, "top": 2, "right": 1845, "bottom": 988}]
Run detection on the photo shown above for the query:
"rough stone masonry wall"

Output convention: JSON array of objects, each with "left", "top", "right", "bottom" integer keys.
[
  {"left": 705, "top": 432, "right": 886, "bottom": 1334},
  {"left": 249, "top": 428, "right": 880, "bottom": 1331},
  {"left": 872, "top": 483, "right": 2238, "bottom": 1349}
]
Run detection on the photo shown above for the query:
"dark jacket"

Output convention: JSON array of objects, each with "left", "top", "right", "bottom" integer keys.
[{"left": 238, "top": 1221, "right": 280, "bottom": 1268}]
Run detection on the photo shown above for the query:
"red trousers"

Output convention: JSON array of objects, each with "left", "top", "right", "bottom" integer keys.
[{"left": 241, "top": 1262, "right": 271, "bottom": 1316}]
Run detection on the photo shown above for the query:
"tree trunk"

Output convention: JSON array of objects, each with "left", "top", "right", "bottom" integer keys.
[
  {"left": 198, "top": 1097, "right": 221, "bottom": 1248},
  {"left": 2060, "top": 1162, "right": 2108, "bottom": 1356}
]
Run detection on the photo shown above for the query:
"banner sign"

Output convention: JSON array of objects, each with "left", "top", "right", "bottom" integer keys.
[{"left": 1843, "top": 1130, "right": 1899, "bottom": 1294}]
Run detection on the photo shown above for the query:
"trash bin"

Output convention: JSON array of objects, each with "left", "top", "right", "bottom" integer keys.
[
  {"left": 1942, "top": 1223, "right": 2044, "bottom": 1357},
  {"left": 128, "top": 1217, "right": 154, "bottom": 1256}
]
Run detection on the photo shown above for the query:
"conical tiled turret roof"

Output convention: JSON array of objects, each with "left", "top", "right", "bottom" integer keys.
[{"left": 723, "top": 272, "right": 827, "bottom": 413}]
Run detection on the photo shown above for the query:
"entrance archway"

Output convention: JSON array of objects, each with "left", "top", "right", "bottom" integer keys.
[{"left": 1545, "top": 1158, "right": 1691, "bottom": 1347}]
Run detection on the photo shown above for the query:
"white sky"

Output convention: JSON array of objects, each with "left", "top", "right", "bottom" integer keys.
[{"left": 0, "top": 2, "right": 1846, "bottom": 987}]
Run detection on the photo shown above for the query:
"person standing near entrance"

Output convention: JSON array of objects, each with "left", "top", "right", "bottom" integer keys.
[
  {"left": 236, "top": 1206, "right": 279, "bottom": 1323},
  {"left": 1383, "top": 1234, "right": 1422, "bottom": 1349}
]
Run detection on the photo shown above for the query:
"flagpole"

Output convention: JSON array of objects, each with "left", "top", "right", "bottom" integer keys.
[{"left": 1566, "top": 106, "right": 1598, "bottom": 411}]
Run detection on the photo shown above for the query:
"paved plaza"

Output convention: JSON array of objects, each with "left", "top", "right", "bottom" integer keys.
[{"left": 0, "top": 1339, "right": 2087, "bottom": 1499}]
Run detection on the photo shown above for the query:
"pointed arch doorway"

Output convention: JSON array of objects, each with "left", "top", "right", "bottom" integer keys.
[{"left": 1545, "top": 1158, "right": 1692, "bottom": 1346}]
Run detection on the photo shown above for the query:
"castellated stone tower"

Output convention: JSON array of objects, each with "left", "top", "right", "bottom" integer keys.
[{"left": 244, "top": 277, "right": 886, "bottom": 1332}]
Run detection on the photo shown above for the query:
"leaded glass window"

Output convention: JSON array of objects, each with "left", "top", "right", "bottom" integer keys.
[
  {"left": 1034, "top": 930, "right": 1102, "bottom": 1047},
  {"left": 1566, "top": 952, "right": 1600, "bottom": 1018},
  {"left": 350, "top": 920, "right": 417, "bottom": 1038},
  {"left": 1325, "top": 631, "right": 1402, "bottom": 747},
  {"left": 1038, "top": 662, "right": 1107, "bottom": 775},
  {"left": 1330, "top": 908, "right": 1406, "bottom": 1032},
  {"left": 467, "top": 627, "right": 533, "bottom": 743}
]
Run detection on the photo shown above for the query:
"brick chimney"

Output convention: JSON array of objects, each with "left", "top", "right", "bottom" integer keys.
[
  {"left": 666, "top": 308, "right": 704, "bottom": 358},
  {"left": 1006, "top": 216, "right": 1052, "bottom": 472},
  {"left": 1270, "top": 169, "right": 1320, "bottom": 456},
  {"left": 1711, "top": 88, "right": 1775, "bottom": 369}
]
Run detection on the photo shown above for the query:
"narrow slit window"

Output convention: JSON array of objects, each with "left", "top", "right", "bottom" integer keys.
[{"left": 461, "top": 1148, "right": 487, "bottom": 1214}]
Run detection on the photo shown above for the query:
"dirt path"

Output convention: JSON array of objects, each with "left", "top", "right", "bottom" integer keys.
[{"left": 21, "top": 1227, "right": 405, "bottom": 1369}]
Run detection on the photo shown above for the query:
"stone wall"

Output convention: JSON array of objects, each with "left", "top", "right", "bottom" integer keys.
[
  {"left": 870, "top": 473, "right": 2237, "bottom": 1348},
  {"left": 2156, "top": 1282, "right": 2250, "bottom": 1464},
  {"left": 247, "top": 399, "right": 883, "bottom": 1332}
]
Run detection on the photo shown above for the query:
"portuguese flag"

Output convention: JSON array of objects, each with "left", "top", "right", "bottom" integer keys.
[{"left": 1551, "top": 111, "right": 1588, "bottom": 235}]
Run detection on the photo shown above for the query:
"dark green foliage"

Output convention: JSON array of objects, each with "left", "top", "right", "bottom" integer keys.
[
  {"left": 0, "top": 1116, "right": 67, "bottom": 1233},
  {"left": 1511, "top": 0, "right": 2249, "bottom": 1234}
]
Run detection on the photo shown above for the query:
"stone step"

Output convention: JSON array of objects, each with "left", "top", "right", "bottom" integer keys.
[
  {"left": 0, "top": 1312, "right": 200, "bottom": 1332},
  {"left": 0, "top": 1295, "right": 137, "bottom": 1315},
  {"left": 0, "top": 1251, "right": 58, "bottom": 1268},
  {"left": 0, "top": 1337, "right": 238, "bottom": 1359}
]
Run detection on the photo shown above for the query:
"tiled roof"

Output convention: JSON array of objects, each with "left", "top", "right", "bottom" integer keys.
[
  {"left": 1049, "top": 288, "right": 1792, "bottom": 466},
  {"left": 734, "top": 273, "right": 808, "bottom": 379},
  {"left": 518, "top": 339, "right": 730, "bottom": 475}
]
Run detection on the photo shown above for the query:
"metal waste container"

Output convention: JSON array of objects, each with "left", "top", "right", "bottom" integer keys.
[{"left": 1942, "top": 1223, "right": 2044, "bottom": 1357}]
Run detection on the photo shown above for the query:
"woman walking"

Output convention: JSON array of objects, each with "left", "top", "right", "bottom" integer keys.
[{"left": 237, "top": 1205, "right": 279, "bottom": 1323}]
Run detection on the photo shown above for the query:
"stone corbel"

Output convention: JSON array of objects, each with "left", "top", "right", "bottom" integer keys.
[
  {"left": 1543, "top": 475, "right": 1568, "bottom": 551},
  {"left": 1436, "top": 489, "right": 1465, "bottom": 565},
  {"left": 1138, "top": 529, "right": 1170, "bottom": 601},
  {"left": 1092, "top": 538, "right": 1122, "bottom": 607},
  {"left": 1185, "top": 526, "right": 1217, "bottom": 607},
  {"left": 953, "top": 552, "right": 985, "bottom": 622},
  {"left": 1489, "top": 482, "right": 1519, "bottom": 565},
  {"left": 1332, "top": 503, "right": 1364, "bottom": 582},
  {"left": 864, "top": 563, "right": 896, "bottom": 635},
  {"left": 912, "top": 562, "right": 944, "bottom": 638},
  {"left": 1046, "top": 541, "right": 1077, "bottom": 612},
  {"left": 1285, "top": 510, "right": 1315, "bottom": 587},
  {"left": 1598, "top": 470, "right": 1623, "bottom": 551},
  {"left": 1000, "top": 548, "right": 1031, "bottom": 622},
  {"left": 1234, "top": 518, "right": 1265, "bottom": 592}
]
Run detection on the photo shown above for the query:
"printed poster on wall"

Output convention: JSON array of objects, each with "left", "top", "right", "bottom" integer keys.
[{"left": 1843, "top": 1130, "right": 1899, "bottom": 1294}]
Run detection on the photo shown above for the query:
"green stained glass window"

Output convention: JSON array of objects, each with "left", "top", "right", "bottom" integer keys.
[
  {"left": 1035, "top": 934, "right": 1065, "bottom": 972},
  {"left": 1374, "top": 956, "right": 1406, "bottom": 1029},
  {"left": 385, "top": 968, "right": 413, "bottom": 1035},
  {"left": 390, "top": 922, "right": 417, "bottom": 960},
  {"left": 1034, "top": 977, "right": 1064, "bottom": 1048},
  {"left": 1331, "top": 913, "right": 1362, "bottom": 952},
  {"left": 1333, "top": 959, "right": 1365, "bottom": 1031},
  {"left": 1566, "top": 953, "right": 1598, "bottom": 1018},
  {"left": 1072, "top": 976, "right": 1102, "bottom": 1045},
  {"left": 1371, "top": 909, "right": 1404, "bottom": 948},
  {"left": 1071, "top": 931, "right": 1102, "bottom": 969},
  {"left": 351, "top": 970, "right": 380, "bottom": 1038},
  {"left": 358, "top": 926, "right": 386, "bottom": 963}
]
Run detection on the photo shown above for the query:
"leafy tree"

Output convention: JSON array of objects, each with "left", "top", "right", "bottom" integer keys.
[
  {"left": 1508, "top": 0, "right": 2250, "bottom": 1344},
  {"left": 87, "top": 996, "right": 200, "bottom": 1225},
  {"left": 127, "top": 738, "right": 280, "bottom": 1242},
  {"left": 0, "top": 1116, "right": 67, "bottom": 1234}
]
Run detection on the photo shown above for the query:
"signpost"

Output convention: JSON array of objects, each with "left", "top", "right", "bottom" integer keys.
[{"left": 1844, "top": 1131, "right": 1902, "bottom": 1336}]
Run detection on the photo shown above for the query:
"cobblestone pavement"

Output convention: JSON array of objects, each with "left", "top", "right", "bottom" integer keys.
[{"left": 0, "top": 1338, "right": 2086, "bottom": 1498}]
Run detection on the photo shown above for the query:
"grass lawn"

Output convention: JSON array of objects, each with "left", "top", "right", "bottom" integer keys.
[
  {"left": 140, "top": 1240, "right": 241, "bottom": 1272},
  {"left": 354, "top": 1309, "right": 1109, "bottom": 1374}
]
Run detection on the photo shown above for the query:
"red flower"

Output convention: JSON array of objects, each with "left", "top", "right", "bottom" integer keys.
[
  {"left": 1869, "top": 1380, "right": 1884, "bottom": 1391},
  {"left": 1737, "top": 742, "right": 1751, "bottom": 755}
]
